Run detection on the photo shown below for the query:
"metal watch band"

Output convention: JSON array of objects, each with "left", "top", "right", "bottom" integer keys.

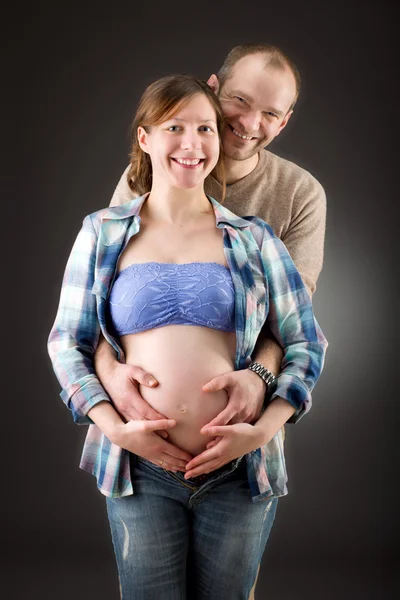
[{"left": 248, "top": 361, "right": 277, "bottom": 389}]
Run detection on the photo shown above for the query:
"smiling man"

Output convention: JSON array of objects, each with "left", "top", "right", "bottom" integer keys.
[{"left": 94, "top": 43, "right": 326, "bottom": 599}]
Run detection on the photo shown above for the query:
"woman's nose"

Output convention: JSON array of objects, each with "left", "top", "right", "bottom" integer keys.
[{"left": 180, "top": 132, "right": 202, "bottom": 151}]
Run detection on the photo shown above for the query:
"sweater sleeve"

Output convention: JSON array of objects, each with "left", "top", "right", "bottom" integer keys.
[
  {"left": 261, "top": 226, "right": 328, "bottom": 423},
  {"left": 281, "top": 174, "right": 326, "bottom": 296},
  {"left": 47, "top": 215, "right": 111, "bottom": 425},
  {"left": 109, "top": 164, "right": 136, "bottom": 207}
]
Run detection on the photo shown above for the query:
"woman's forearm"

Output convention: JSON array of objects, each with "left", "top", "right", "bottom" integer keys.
[
  {"left": 87, "top": 400, "right": 124, "bottom": 443},
  {"left": 253, "top": 397, "right": 296, "bottom": 445}
]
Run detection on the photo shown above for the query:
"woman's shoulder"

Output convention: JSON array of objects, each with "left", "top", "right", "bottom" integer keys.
[{"left": 82, "top": 196, "right": 147, "bottom": 230}]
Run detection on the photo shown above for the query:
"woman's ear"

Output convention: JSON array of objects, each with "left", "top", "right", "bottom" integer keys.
[{"left": 137, "top": 126, "right": 150, "bottom": 153}]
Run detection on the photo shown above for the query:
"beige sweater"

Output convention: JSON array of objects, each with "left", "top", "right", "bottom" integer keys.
[{"left": 110, "top": 150, "right": 326, "bottom": 295}]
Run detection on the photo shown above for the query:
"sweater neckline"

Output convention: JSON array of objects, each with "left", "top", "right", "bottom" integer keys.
[{"left": 209, "top": 150, "right": 269, "bottom": 191}]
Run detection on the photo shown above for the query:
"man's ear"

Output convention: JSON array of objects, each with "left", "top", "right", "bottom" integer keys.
[
  {"left": 207, "top": 74, "right": 220, "bottom": 95},
  {"left": 137, "top": 126, "right": 149, "bottom": 153},
  {"left": 276, "top": 110, "right": 293, "bottom": 136}
]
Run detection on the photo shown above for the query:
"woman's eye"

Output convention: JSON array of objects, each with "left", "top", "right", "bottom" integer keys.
[
  {"left": 167, "top": 125, "right": 181, "bottom": 132},
  {"left": 235, "top": 96, "right": 246, "bottom": 103},
  {"left": 199, "top": 126, "right": 212, "bottom": 132}
]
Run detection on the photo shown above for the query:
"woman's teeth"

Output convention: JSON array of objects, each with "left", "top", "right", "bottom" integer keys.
[{"left": 174, "top": 158, "right": 202, "bottom": 165}]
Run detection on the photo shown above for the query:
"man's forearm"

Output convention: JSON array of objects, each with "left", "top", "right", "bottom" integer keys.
[
  {"left": 94, "top": 334, "right": 118, "bottom": 382},
  {"left": 253, "top": 331, "right": 283, "bottom": 376},
  {"left": 252, "top": 330, "right": 293, "bottom": 435}
]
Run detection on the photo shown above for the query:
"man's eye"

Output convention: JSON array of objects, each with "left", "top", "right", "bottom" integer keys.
[{"left": 264, "top": 112, "right": 278, "bottom": 119}]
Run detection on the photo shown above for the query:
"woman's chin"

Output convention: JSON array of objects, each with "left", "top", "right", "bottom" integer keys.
[{"left": 171, "top": 179, "right": 204, "bottom": 190}]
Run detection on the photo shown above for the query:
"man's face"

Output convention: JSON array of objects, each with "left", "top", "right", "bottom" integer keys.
[{"left": 210, "top": 54, "right": 297, "bottom": 162}]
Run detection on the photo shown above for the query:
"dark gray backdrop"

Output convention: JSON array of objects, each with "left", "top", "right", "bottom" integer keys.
[{"left": 3, "top": 1, "right": 397, "bottom": 599}]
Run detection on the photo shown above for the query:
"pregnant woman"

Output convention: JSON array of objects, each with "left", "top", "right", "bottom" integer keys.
[{"left": 48, "top": 74, "right": 327, "bottom": 600}]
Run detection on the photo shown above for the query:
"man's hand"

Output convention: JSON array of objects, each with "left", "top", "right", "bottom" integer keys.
[
  {"left": 94, "top": 336, "right": 170, "bottom": 437},
  {"left": 100, "top": 360, "right": 165, "bottom": 422},
  {"left": 184, "top": 423, "right": 265, "bottom": 479},
  {"left": 110, "top": 418, "right": 193, "bottom": 472},
  {"left": 202, "top": 369, "right": 266, "bottom": 428}
]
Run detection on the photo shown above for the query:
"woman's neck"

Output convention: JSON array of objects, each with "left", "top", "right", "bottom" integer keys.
[{"left": 143, "top": 183, "right": 212, "bottom": 226}]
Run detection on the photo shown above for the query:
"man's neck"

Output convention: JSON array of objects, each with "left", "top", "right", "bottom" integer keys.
[{"left": 223, "top": 153, "right": 259, "bottom": 185}]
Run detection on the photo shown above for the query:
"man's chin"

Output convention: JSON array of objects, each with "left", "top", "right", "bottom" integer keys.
[{"left": 223, "top": 146, "right": 259, "bottom": 162}]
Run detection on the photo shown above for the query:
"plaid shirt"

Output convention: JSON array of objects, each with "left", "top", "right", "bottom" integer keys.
[{"left": 48, "top": 195, "right": 327, "bottom": 501}]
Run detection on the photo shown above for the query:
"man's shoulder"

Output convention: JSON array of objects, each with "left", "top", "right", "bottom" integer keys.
[{"left": 263, "top": 149, "right": 324, "bottom": 191}]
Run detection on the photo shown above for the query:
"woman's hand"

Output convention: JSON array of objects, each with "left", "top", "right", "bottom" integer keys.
[
  {"left": 183, "top": 423, "right": 266, "bottom": 479},
  {"left": 111, "top": 418, "right": 193, "bottom": 472}
]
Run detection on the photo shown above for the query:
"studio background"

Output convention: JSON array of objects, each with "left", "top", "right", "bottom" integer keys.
[{"left": 3, "top": 1, "right": 396, "bottom": 599}]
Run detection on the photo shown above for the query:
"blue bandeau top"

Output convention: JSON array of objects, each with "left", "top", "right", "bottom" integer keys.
[{"left": 108, "top": 262, "right": 236, "bottom": 336}]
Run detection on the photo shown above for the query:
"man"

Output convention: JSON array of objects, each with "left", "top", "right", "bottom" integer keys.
[{"left": 95, "top": 43, "right": 326, "bottom": 598}]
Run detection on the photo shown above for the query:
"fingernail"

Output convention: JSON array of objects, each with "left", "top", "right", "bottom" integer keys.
[{"left": 147, "top": 377, "right": 157, "bottom": 386}]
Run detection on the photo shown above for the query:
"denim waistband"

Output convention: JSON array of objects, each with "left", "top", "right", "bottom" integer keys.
[
  {"left": 184, "top": 458, "right": 239, "bottom": 485},
  {"left": 135, "top": 454, "right": 244, "bottom": 487}
]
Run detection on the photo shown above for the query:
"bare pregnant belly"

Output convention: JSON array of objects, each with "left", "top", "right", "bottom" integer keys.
[{"left": 120, "top": 326, "right": 236, "bottom": 456}]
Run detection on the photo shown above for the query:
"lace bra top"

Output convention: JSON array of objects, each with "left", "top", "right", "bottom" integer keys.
[{"left": 108, "top": 262, "right": 236, "bottom": 336}]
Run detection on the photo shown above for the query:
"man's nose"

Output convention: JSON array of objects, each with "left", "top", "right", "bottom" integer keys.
[{"left": 238, "top": 110, "right": 261, "bottom": 134}]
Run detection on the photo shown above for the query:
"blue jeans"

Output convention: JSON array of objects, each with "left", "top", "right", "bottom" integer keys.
[{"left": 106, "top": 454, "right": 278, "bottom": 600}]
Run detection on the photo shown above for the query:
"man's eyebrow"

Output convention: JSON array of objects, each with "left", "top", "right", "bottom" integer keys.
[
  {"left": 264, "top": 107, "right": 285, "bottom": 117},
  {"left": 229, "top": 89, "right": 285, "bottom": 117},
  {"left": 230, "top": 89, "right": 254, "bottom": 103}
]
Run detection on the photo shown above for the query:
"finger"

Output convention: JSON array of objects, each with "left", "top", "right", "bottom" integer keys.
[
  {"left": 116, "top": 385, "right": 167, "bottom": 422},
  {"left": 201, "top": 406, "right": 237, "bottom": 429},
  {"left": 118, "top": 406, "right": 144, "bottom": 423},
  {"left": 206, "top": 437, "right": 222, "bottom": 449},
  {"left": 127, "top": 366, "right": 158, "bottom": 388},
  {"left": 202, "top": 374, "right": 229, "bottom": 393},
  {"left": 160, "top": 452, "right": 189, "bottom": 471},
  {"left": 129, "top": 392, "right": 168, "bottom": 421},
  {"left": 141, "top": 419, "right": 176, "bottom": 432},
  {"left": 148, "top": 458, "right": 179, "bottom": 472},
  {"left": 155, "top": 430, "right": 169, "bottom": 439},
  {"left": 185, "top": 459, "right": 222, "bottom": 479},
  {"left": 159, "top": 439, "right": 193, "bottom": 463},
  {"left": 201, "top": 425, "right": 233, "bottom": 437},
  {"left": 185, "top": 447, "right": 220, "bottom": 471}
]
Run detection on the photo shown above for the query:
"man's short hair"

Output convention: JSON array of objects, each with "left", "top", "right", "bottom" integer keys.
[{"left": 217, "top": 43, "right": 301, "bottom": 110}]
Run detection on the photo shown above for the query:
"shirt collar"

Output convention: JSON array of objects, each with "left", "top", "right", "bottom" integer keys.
[{"left": 100, "top": 193, "right": 250, "bottom": 229}]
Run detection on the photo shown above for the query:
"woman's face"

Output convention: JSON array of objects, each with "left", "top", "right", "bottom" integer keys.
[{"left": 138, "top": 93, "right": 220, "bottom": 190}]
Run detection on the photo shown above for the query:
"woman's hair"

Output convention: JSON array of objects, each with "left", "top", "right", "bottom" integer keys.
[{"left": 128, "top": 74, "right": 226, "bottom": 200}]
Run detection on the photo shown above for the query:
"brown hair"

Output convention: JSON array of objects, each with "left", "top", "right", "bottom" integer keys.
[
  {"left": 217, "top": 43, "right": 301, "bottom": 111},
  {"left": 128, "top": 74, "right": 226, "bottom": 200}
]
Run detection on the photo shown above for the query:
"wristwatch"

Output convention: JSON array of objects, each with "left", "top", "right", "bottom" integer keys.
[{"left": 247, "top": 361, "right": 277, "bottom": 395}]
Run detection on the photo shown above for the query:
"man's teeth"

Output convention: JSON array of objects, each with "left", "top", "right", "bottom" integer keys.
[
  {"left": 175, "top": 158, "right": 202, "bottom": 165},
  {"left": 232, "top": 128, "right": 252, "bottom": 140}
]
